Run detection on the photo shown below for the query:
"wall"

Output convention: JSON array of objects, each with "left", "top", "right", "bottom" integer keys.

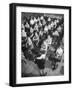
[{"left": 0, "top": 0, "right": 72, "bottom": 89}]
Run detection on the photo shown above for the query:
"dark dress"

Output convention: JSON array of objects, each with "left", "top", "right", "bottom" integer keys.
[{"left": 35, "top": 58, "right": 45, "bottom": 69}]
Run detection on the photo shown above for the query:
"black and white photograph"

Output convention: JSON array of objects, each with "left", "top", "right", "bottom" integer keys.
[
  {"left": 21, "top": 12, "right": 64, "bottom": 77},
  {"left": 10, "top": 3, "right": 71, "bottom": 86}
]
